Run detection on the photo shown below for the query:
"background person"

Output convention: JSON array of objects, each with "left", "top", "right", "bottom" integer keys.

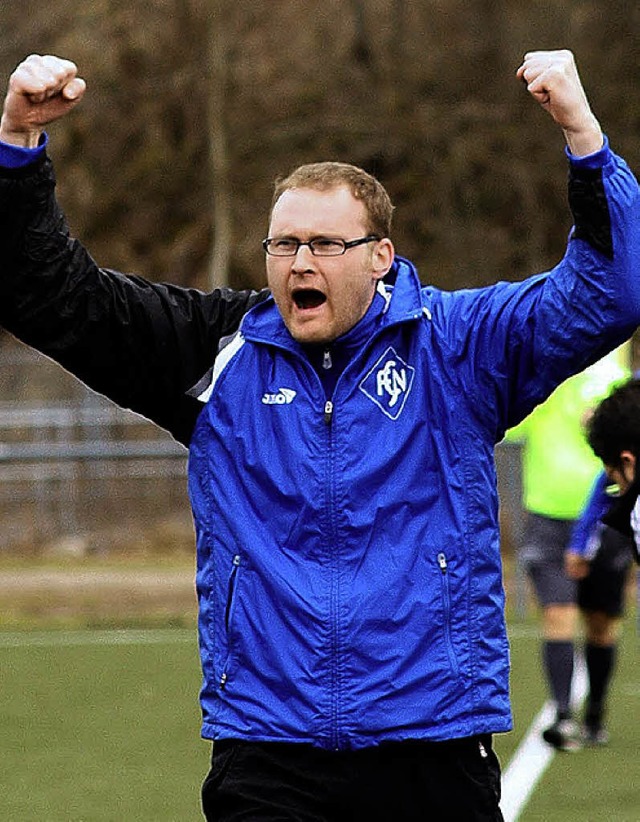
[
  {"left": 506, "top": 347, "right": 629, "bottom": 750},
  {"left": 585, "top": 378, "right": 640, "bottom": 553},
  {"left": 564, "top": 468, "right": 635, "bottom": 745},
  {"left": 1, "top": 50, "right": 640, "bottom": 821}
]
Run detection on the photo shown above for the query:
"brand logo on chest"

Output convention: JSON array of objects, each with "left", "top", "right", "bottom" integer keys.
[
  {"left": 359, "top": 347, "right": 415, "bottom": 420},
  {"left": 261, "top": 388, "right": 297, "bottom": 406}
]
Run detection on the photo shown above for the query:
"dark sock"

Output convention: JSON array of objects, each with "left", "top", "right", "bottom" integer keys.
[
  {"left": 585, "top": 643, "right": 616, "bottom": 727},
  {"left": 542, "top": 640, "right": 574, "bottom": 718}
]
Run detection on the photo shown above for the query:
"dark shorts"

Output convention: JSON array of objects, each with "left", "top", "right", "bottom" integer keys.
[
  {"left": 577, "top": 526, "right": 633, "bottom": 617},
  {"left": 523, "top": 513, "right": 632, "bottom": 615},
  {"left": 523, "top": 514, "right": 576, "bottom": 606},
  {"left": 202, "top": 736, "right": 504, "bottom": 821}
]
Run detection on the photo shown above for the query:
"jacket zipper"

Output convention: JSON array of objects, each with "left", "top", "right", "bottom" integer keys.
[
  {"left": 220, "top": 553, "right": 241, "bottom": 689},
  {"left": 437, "top": 552, "right": 460, "bottom": 677},
  {"left": 322, "top": 397, "right": 342, "bottom": 749},
  {"left": 324, "top": 400, "right": 333, "bottom": 425}
]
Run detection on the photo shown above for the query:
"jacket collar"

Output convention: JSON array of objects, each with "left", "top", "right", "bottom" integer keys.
[{"left": 240, "top": 255, "right": 425, "bottom": 348}]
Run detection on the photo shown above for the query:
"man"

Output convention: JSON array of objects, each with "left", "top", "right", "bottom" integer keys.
[
  {"left": 506, "top": 347, "right": 630, "bottom": 751},
  {"left": 586, "top": 378, "right": 640, "bottom": 512},
  {"left": 1, "top": 50, "right": 640, "bottom": 821},
  {"left": 577, "top": 377, "right": 640, "bottom": 571},
  {"left": 567, "top": 378, "right": 640, "bottom": 746},
  {"left": 564, "top": 465, "right": 635, "bottom": 747}
]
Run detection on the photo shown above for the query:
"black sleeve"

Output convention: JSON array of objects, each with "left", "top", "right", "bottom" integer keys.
[
  {"left": 0, "top": 155, "right": 267, "bottom": 445},
  {"left": 568, "top": 162, "right": 613, "bottom": 260}
]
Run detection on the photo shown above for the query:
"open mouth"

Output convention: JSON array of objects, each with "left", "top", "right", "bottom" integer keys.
[{"left": 292, "top": 289, "right": 327, "bottom": 310}]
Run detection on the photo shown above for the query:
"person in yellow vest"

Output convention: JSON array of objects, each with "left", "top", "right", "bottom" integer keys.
[{"left": 507, "top": 345, "right": 630, "bottom": 750}]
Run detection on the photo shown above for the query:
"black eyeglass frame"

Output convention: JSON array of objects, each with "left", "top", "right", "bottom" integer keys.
[{"left": 262, "top": 234, "right": 380, "bottom": 257}]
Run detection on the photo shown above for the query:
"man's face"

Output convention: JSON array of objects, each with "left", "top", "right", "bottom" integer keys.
[{"left": 266, "top": 185, "right": 393, "bottom": 345}]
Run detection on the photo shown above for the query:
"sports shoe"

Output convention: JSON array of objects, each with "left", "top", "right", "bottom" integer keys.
[
  {"left": 582, "top": 725, "right": 610, "bottom": 747},
  {"left": 542, "top": 718, "right": 582, "bottom": 751}
]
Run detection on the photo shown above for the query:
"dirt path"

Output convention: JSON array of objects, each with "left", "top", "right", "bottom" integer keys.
[
  {"left": 0, "top": 568, "right": 194, "bottom": 592},
  {"left": 0, "top": 567, "right": 197, "bottom": 626}
]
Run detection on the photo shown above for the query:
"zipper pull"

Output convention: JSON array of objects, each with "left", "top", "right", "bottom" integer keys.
[
  {"left": 437, "top": 552, "right": 447, "bottom": 572},
  {"left": 220, "top": 672, "right": 228, "bottom": 689},
  {"left": 323, "top": 349, "right": 332, "bottom": 370},
  {"left": 324, "top": 400, "right": 333, "bottom": 425}
]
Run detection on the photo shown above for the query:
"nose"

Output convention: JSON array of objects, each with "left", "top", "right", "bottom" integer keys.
[{"left": 291, "top": 243, "right": 316, "bottom": 273}]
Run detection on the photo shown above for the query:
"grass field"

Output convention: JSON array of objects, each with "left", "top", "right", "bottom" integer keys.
[
  {"left": 496, "top": 606, "right": 640, "bottom": 822},
  {"left": 0, "top": 567, "right": 638, "bottom": 821},
  {"left": 0, "top": 630, "right": 206, "bottom": 821}
]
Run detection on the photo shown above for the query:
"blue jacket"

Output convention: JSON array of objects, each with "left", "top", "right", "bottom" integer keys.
[
  {"left": 1, "top": 140, "right": 640, "bottom": 749},
  {"left": 188, "top": 142, "right": 640, "bottom": 749}
]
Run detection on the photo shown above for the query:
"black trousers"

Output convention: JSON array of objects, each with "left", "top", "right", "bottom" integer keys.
[{"left": 202, "top": 736, "right": 504, "bottom": 821}]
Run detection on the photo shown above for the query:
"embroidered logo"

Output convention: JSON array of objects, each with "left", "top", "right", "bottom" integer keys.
[
  {"left": 261, "top": 388, "right": 297, "bottom": 406},
  {"left": 359, "top": 347, "right": 415, "bottom": 420}
]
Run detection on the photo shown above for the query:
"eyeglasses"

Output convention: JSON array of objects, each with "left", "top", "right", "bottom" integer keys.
[{"left": 262, "top": 235, "right": 379, "bottom": 257}]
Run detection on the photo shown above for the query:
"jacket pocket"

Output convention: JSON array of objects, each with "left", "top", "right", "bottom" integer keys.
[
  {"left": 219, "top": 553, "right": 242, "bottom": 690},
  {"left": 437, "top": 552, "right": 460, "bottom": 677}
]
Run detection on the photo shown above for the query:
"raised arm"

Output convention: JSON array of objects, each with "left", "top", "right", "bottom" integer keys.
[
  {"left": 0, "top": 55, "right": 264, "bottom": 445},
  {"left": 440, "top": 51, "right": 640, "bottom": 437}
]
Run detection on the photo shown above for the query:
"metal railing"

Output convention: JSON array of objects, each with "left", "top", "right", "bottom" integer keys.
[{"left": 0, "top": 348, "right": 189, "bottom": 553}]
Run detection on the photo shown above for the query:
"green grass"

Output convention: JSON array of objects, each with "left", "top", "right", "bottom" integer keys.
[
  {"left": 498, "top": 607, "right": 640, "bottom": 822},
  {"left": 0, "top": 631, "right": 207, "bottom": 821},
  {"left": 0, "top": 605, "right": 638, "bottom": 820}
]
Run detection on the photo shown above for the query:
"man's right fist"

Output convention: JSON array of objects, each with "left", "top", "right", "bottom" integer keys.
[{"left": 0, "top": 54, "right": 86, "bottom": 148}]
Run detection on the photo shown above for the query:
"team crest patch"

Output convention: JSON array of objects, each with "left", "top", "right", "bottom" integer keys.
[{"left": 359, "top": 347, "right": 415, "bottom": 420}]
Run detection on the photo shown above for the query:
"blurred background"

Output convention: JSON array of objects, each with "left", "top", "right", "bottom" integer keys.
[
  {"left": 3, "top": 0, "right": 640, "bottom": 292},
  {"left": 0, "top": 4, "right": 639, "bottom": 819},
  {"left": 1, "top": 0, "right": 639, "bottom": 561}
]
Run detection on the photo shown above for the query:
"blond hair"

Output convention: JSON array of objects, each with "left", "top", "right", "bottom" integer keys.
[{"left": 271, "top": 161, "right": 394, "bottom": 238}]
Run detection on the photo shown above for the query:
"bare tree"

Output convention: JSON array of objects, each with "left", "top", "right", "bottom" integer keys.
[{"left": 204, "top": 2, "right": 232, "bottom": 289}]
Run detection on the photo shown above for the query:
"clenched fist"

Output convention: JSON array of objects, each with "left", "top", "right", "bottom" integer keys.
[
  {"left": 517, "top": 50, "right": 603, "bottom": 156},
  {"left": 0, "top": 54, "right": 86, "bottom": 148}
]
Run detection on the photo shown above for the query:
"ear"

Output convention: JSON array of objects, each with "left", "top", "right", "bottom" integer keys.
[
  {"left": 371, "top": 238, "right": 395, "bottom": 280},
  {"left": 620, "top": 450, "right": 637, "bottom": 486}
]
